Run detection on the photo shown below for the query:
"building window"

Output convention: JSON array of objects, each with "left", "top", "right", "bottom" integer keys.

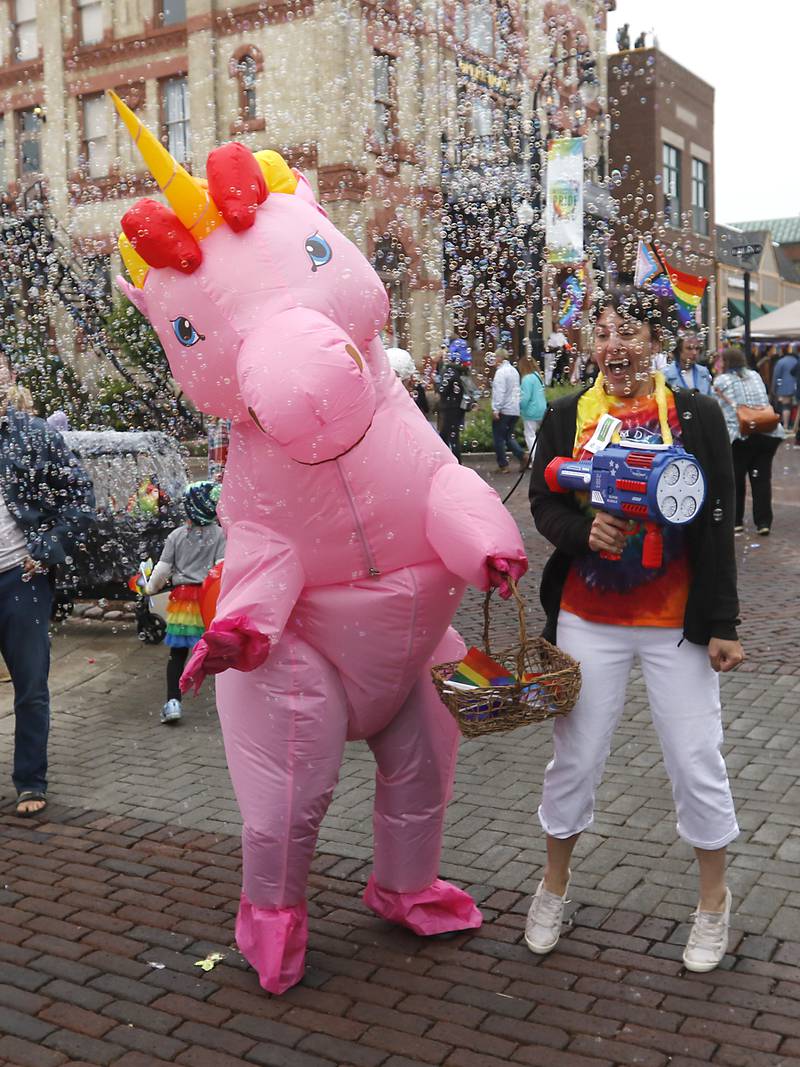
[
  {"left": 470, "top": 95, "right": 494, "bottom": 139},
  {"left": 81, "top": 94, "right": 109, "bottom": 178},
  {"left": 691, "top": 157, "right": 709, "bottom": 236},
  {"left": 374, "top": 236, "right": 409, "bottom": 348},
  {"left": 14, "top": 0, "right": 38, "bottom": 61},
  {"left": 454, "top": 0, "right": 512, "bottom": 59},
  {"left": 158, "top": 0, "right": 186, "bottom": 24},
  {"left": 77, "top": 0, "right": 104, "bottom": 45},
  {"left": 373, "top": 52, "right": 396, "bottom": 148},
  {"left": 468, "top": 0, "right": 493, "bottom": 53},
  {"left": 17, "top": 107, "right": 42, "bottom": 176},
  {"left": 236, "top": 55, "right": 259, "bottom": 120},
  {"left": 662, "top": 142, "right": 681, "bottom": 227},
  {"left": 161, "top": 76, "right": 190, "bottom": 164}
]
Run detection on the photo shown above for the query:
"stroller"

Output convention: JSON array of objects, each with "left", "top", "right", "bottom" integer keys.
[{"left": 56, "top": 430, "right": 189, "bottom": 644}]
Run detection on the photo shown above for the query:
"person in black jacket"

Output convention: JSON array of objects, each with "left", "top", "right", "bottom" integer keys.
[
  {"left": 0, "top": 356, "right": 96, "bottom": 816},
  {"left": 438, "top": 339, "right": 474, "bottom": 462},
  {"left": 525, "top": 287, "right": 743, "bottom": 974}
]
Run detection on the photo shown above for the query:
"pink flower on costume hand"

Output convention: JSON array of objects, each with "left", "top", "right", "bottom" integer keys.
[
  {"left": 180, "top": 616, "right": 271, "bottom": 694},
  {"left": 487, "top": 555, "right": 528, "bottom": 600}
]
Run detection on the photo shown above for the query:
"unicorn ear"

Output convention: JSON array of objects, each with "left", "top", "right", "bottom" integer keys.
[
  {"left": 116, "top": 275, "right": 149, "bottom": 317},
  {"left": 292, "top": 171, "right": 329, "bottom": 219}
]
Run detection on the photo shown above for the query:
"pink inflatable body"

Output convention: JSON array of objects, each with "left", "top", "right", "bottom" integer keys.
[{"left": 110, "top": 99, "right": 527, "bottom": 993}]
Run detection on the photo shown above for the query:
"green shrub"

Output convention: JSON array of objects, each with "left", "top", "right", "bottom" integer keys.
[{"left": 461, "top": 383, "right": 583, "bottom": 452}]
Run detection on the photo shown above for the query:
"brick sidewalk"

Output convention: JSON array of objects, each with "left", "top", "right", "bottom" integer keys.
[
  {"left": 1, "top": 805, "right": 800, "bottom": 1067},
  {"left": 1, "top": 444, "right": 799, "bottom": 1066}
]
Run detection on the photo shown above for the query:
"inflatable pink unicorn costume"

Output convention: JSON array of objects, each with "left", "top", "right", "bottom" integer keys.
[{"left": 110, "top": 92, "right": 527, "bottom": 994}]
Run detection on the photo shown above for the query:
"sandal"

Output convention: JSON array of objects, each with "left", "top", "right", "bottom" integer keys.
[{"left": 15, "top": 791, "right": 48, "bottom": 818}]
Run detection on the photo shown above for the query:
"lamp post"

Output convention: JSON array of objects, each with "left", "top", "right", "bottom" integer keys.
[{"left": 526, "top": 52, "right": 599, "bottom": 360}]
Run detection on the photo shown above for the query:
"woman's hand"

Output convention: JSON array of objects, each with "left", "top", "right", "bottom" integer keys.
[
  {"left": 588, "top": 512, "right": 633, "bottom": 556},
  {"left": 708, "top": 638, "right": 745, "bottom": 673}
]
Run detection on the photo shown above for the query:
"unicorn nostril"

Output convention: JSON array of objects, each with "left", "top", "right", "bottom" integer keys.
[
  {"left": 345, "top": 344, "right": 364, "bottom": 371},
  {"left": 248, "top": 407, "right": 267, "bottom": 433}
]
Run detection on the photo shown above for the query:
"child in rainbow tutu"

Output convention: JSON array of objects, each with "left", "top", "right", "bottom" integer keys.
[{"left": 144, "top": 481, "right": 225, "bottom": 724}]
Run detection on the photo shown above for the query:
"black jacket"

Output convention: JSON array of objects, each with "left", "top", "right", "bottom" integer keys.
[
  {"left": 529, "top": 388, "right": 740, "bottom": 646},
  {"left": 0, "top": 407, "right": 96, "bottom": 568}
]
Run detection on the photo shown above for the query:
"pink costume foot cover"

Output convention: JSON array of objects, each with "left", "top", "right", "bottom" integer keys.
[
  {"left": 235, "top": 895, "right": 308, "bottom": 994},
  {"left": 364, "top": 876, "right": 483, "bottom": 935}
]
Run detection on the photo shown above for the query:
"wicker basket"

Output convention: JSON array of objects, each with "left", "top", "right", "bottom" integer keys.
[{"left": 431, "top": 579, "right": 581, "bottom": 738}]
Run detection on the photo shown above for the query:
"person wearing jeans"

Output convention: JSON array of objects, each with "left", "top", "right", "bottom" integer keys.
[
  {"left": 0, "top": 357, "right": 95, "bottom": 817},
  {"left": 491, "top": 348, "right": 525, "bottom": 473}
]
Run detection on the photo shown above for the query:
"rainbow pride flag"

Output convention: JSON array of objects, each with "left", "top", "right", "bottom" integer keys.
[
  {"left": 449, "top": 647, "right": 516, "bottom": 688},
  {"left": 634, "top": 239, "right": 708, "bottom": 326},
  {"left": 558, "top": 266, "right": 586, "bottom": 329}
]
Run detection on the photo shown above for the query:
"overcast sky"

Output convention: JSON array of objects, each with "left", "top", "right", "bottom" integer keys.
[{"left": 606, "top": 0, "right": 799, "bottom": 226}]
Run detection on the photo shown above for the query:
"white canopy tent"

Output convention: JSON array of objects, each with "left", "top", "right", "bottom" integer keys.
[{"left": 728, "top": 300, "right": 800, "bottom": 340}]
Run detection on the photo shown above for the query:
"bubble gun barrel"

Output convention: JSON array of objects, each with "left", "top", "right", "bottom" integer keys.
[{"left": 544, "top": 443, "right": 707, "bottom": 570}]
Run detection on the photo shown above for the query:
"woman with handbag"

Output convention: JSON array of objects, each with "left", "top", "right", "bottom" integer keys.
[
  {"left": 714, "top": 348, "right": 783, "bottom": 536},
  {"left": 528, "top": 286, "right": 743, "bottom": 973}
]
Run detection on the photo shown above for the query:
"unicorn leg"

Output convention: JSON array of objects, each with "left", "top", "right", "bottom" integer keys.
[
  {"left": 364, "top": 626, "right": 482, "bottom": 935},
  {"left": 216, "top": 633, "right": 348, "bottom": 993}
]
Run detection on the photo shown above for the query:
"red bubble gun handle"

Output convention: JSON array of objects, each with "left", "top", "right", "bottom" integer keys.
[{"left": 641, "top": 522, "right": 663, "bottom": 569}]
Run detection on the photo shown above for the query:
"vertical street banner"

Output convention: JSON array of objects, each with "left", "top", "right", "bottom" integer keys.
[{"left": 546, "top": 138, "right": 584, "bottom": 264}]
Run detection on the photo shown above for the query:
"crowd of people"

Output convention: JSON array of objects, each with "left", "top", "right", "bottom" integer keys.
[{"left": 383, "top": 321, "right": 795, "bottom": 537}]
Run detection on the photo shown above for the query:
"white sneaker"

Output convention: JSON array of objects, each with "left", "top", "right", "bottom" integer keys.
[
  {"left": 682, "top": 887, "right": 732, "bottom": 972},
  {"left": 160, "top": 699, "right": 182, "bottom": 725},
  {"left": 525, "top": 876, "right": 570, "bottom": 955}
]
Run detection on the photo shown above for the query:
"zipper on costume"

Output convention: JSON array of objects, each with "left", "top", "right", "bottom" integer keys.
[{"left": 335, "top": 460, "right": 381, "bottom": 578}]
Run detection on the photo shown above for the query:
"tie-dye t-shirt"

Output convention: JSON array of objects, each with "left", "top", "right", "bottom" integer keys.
[{"left": 561, "top": 390, "right": 691, "bottom": 628}]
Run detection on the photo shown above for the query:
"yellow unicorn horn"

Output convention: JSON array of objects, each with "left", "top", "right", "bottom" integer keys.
[{"left": 108, "top": 89, "right": 222, "bottom": 241}]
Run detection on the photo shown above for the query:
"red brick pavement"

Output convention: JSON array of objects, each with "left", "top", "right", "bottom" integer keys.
[{"left": 0, "top": 806, "right": 799, "bottom": 1067}]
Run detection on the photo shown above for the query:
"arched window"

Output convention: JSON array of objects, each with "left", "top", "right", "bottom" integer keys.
[
  {"left": 238, "top": 56, "right": 258, "bottom": 120},
  {"left": 230, "top": 47, "right": 264, "bottom": 127}
]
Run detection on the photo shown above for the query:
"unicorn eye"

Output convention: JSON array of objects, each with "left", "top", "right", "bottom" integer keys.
[
  {"left": 171, "top": 317, "right": 204, "bottom": 346},
  {"left": 305, "top": 233, "right": 332, "bottom": 272}
]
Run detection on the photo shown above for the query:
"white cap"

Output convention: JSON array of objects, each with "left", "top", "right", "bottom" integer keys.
[{"left": 385, "top": 347, "right": 416, "bottom": 381}]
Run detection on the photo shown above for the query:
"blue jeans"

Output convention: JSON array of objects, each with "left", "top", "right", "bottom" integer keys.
[
  {"left": 492, "top": 414, "right": 524, "bottom": 468},
  {"left": 0, "top": 566, "right": 52, "bottom": 795}
]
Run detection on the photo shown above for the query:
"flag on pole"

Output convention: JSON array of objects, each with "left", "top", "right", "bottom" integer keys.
[
  {"left": 558, "top": 266, "right": 586, "bottom": 329},
  {"left": 633, "top": 239, "right": 708, "bottom": 325},
  {"left": 660, "top": 258, "right": 708, "bottom": 325},
  {"left": 634, "top": 239, "right": 662, "bottom": 288}
]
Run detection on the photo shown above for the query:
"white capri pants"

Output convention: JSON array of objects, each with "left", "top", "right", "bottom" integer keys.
[
  {"left": 539, "top": 611, "right": 739, "bottom": 851},
  {"left": 522, "top": 419, "right": 541, "bottom": 454}
]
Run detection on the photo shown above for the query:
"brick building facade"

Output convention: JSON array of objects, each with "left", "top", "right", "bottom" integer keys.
[
  {"left": 0, "top": 0, "right": 612, "bottom": 388},
  {"left": 607, "top": 45, "right": 715, "bottom": 337}
]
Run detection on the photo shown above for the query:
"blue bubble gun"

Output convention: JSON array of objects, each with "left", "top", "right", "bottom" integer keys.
[{"left": 545, "top": 442, "right": 706, "bottom": 568}]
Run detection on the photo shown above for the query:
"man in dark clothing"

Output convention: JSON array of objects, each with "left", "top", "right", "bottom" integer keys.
[
  {"left": 438, "top": 339, "right": 474, "bottom": 462},
  {"left": 0, "top": 358, "right": 96, "bottom": 816}
]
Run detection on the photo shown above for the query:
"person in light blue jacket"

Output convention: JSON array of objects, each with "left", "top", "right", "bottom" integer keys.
[
  {"left": 770, "top": 351, "right": 798, "bottom": 431},
  {"left": 518, "top": 354, "right": 547, "bottom": 455},
  {"left": 664, "top": 331, "right": 713, "bottom": 395}
]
